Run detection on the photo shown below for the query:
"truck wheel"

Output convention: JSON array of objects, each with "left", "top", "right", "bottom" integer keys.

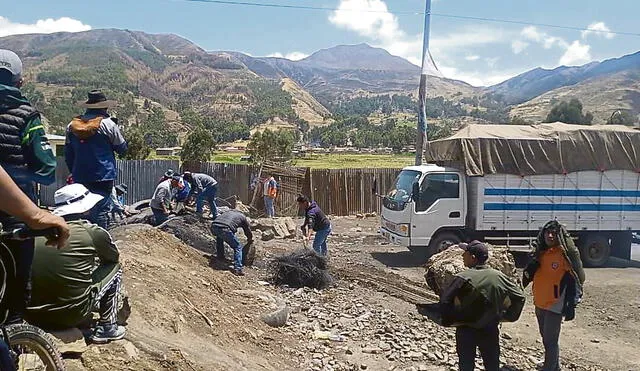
[
  {"left": 427, "top": 232, "right": 461, "bottom": 257},
  {"left": 579, "top": 234, "right": 611, "bottom": 267}
]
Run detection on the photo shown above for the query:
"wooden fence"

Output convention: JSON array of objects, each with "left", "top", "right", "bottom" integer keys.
[{"left": 39, "top": 160, "right": 400, "bottom": 217}]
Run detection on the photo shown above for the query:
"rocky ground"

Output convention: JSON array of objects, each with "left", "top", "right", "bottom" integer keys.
[{"left": 54, "top": 214, "right": 640, "bottom": 371}]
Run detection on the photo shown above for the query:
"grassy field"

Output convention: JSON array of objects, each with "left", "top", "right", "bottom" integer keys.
[{"left": 152, "top": 151, "right": 413, "bottom": 169}]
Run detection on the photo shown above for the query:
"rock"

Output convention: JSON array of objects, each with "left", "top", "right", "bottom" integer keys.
[
  {"left": 48, "top": 328, "right": 88, "bottom": 356},
  {"left": 121, "top": 340, "right": 139, "bottom": 360},
  {"left": 502, "top": 332, "right": 512, "bottom": 340},
  {"left": 424, "top": 244, "right": 518, "bottom": 295},
  {"left": 362, "top": 347, "right": 382, "bottom": 354},
  {"left": 252, "top": 217, "right": 297, "bottom": 239},
  {"left": 356, "top": 214, "right": 365, "bottom": 219},
  {"left": 234, "top": 201, "right": 251, "bottom": 215},
  {"left": 261, "top": 229, "right": 275, "bottom": 241},
  {"left": 360, "top": 364, "right": 368, "bottom": 370},
  {"left": 379, "top": 341, "right": 391, "bottom": 351},
  {"left": 591, "top": 338, "right": 601, "bottom": 343},
  {"left": 261, "top": 303, "right": 290, "bottom": 327}
]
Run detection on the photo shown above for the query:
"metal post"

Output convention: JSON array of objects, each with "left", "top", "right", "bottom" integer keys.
[{"left": 415, "top": 0, "right": 432, "bottom": 166}]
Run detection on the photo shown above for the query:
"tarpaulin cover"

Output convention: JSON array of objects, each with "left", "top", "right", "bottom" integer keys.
[{"left": 426, "top": 122, "right": 640, "bottom": 176}]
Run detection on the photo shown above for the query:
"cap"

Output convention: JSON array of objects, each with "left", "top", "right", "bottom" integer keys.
[
  {"left": 0, "top": 49, "right": 22, "bottom": 84},
  {"left": 460, "top": 240, "right": 489, "bottom": 263}
]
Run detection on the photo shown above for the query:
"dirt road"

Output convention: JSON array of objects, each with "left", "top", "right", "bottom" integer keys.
[
  {"left": 61, "top": 216, "right": 639, "bottom": 370},
  {"left": 328, "top": 217, "right": 640, "bottom": 371}
]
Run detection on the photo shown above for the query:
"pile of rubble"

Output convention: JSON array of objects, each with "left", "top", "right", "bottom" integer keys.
[
  {"left": 423, "top": 245, "right": 519, "bottom": 296},
  {"left": 251, "top": 217, "right": 299, "bottom": 241},
  {"left": 274, "top": 284, "right": 596, "bottom": 371}
]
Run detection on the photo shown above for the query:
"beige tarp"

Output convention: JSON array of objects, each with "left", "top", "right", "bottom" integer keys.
[{"left": 426, "top": 122, "right": 640, "bottom": 176}]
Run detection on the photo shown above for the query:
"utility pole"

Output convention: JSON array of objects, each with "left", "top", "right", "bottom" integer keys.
[{"left": 415, "top": 0, "right": 432, "bottom": 166}]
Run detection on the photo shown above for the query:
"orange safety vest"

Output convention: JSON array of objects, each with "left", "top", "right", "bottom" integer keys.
[
  {"left": 532, "top": 246, "right": 571, "bottom": 311},
  {"left": 263, "top": 177, "right": 277, "bottom": 199}
]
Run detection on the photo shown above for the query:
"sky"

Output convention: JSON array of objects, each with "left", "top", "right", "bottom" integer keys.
[{"left": 1, "top": 0, "right": 638, "bottom": 86}]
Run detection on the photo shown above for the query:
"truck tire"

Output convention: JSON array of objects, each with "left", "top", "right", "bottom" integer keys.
[
  {"left": 427, "top": 232, "right": 461, "bottom": 258},
  {"left": 578, "top": 234, "right": 611, "bottom": 267}
]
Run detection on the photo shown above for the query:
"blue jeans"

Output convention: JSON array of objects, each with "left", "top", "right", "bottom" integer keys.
[
  {"left": 84, "top": 181, "right": 114, "bottom": 229},
  {"left": 0, "top": 339, "right": 14, "bottom": 371},
  {"left": 151, "top": 208, "right": 168, "bottom": 226},
  {"left": 196, "top": 185, "right": 218, "bottom": 217},
  {"left": 264, "top": 196, "right": 275, "bottom": 217},
  {"left": 211, "top": 226, "right": 243, "bottom": 271},
  {"left": 312, "top": 226, "right": 331, "bottom": 256}
]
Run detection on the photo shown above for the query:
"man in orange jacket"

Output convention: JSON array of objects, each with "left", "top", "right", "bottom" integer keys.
[{"left": 523, "top": 220, "right": 585, "bottom": 371}]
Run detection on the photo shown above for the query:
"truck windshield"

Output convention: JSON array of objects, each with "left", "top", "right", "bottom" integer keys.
[{"left": 384, "top": 170, "right": 421, "bottom": 211}]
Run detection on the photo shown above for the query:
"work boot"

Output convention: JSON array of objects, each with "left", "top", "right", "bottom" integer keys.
[
  {"left": 232, "top": 269, "right": 245, "bottom": 277},
  {"left": 90, "top": 324, "right": 126, "bottom": 344}
]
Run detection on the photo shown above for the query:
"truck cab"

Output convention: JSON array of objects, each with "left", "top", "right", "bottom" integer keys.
[{"left": 380, "top": 165, "right": 466, "bottom": 254}]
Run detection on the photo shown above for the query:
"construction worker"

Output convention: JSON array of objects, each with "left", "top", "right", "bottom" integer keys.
[
  {"left": 523, "top": 220, "right": 585, "bottom": 371},
  {"left": 440, "top": 241, "right": 526, "bottom": 371},
  {"left": 263, "top": 174, "right": 278, "bottom": 218},
  {"left": 210, "top": 210, "right": 253, "bottom": 276}
]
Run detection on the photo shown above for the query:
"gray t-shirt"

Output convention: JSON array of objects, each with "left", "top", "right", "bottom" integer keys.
[
  {"left": 150, "top": 179, "right": 171, "bottom": 210},
  {"left": 192, "top": 173, "right": 217, "bottom": 193}
]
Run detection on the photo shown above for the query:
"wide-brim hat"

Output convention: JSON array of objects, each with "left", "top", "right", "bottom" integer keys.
[
  {"left": 53, "top": 184, "right": 104, "bottom": 217},
  {"left": 77, "top": 89, "right": 117, "bottom": 109}
]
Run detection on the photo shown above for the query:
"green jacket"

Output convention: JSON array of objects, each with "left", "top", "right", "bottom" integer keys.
[
  {"left": 26, "top": 220, "right": 120, "bottom": 329},
  {"left": 440, "top": 265, "right": 526, "bottom": 328},
  {"left": 0, "top": 84, "right": 56, "bottom": 187}
]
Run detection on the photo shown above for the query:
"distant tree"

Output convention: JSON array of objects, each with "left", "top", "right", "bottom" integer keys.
[
  {"left": 21, "top": 83, "right": 45, "bottom": 111},
  {"left": 607, "top": 110, "right": 637, "bottom": 126},
  {"left": 247, "top": 129, "right": 295, "bottom": 163},
  {"left": 427, "top": 120, "right": 455, "bottom": 141},
  {"left": 544, "top": 98, "right": 593, "bottom": 125},
  {"left": 121, "top": 128, "right": 151, "bottom": 160},
  {"left": 510, "top": 116, "right": 534, "bottom": 125},
  {"left": 180, "top": 124, "right": 216, "bottom": 163}
]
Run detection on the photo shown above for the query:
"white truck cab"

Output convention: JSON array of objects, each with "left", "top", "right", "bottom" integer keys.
[{"left": 380, "top": 165, "right": 466, "bottom": 252}]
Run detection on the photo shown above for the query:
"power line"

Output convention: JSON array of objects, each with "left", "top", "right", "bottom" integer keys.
[{"left": 183, "top": 0, "right": 640, "bottom": 37}]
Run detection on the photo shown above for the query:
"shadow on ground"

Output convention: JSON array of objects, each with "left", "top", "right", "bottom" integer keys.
[{"left": 371, "top": 250, "right": 429, "bottom": 268}]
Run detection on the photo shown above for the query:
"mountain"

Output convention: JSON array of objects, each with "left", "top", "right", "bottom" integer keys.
[
  {"left": 489, "top": 51, "right": 640, "bottom": 105},
  {"left": 229, "top": 44, "right": 478, "bottom": 102},
  {"left": 299, "top": 43, "right": 419, "bottom": 72},
  {"left": 510, "top": 69, "right": 640, "bottom": 124},
  {"left": 0, "top": 29, "right": 336, "bottom": 138}
]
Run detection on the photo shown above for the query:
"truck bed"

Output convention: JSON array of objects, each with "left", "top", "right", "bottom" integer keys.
[{"left": 468, "top": 170, "right": 640, "bottom": 232}]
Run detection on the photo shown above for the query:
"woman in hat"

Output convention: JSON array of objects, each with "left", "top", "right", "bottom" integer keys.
[{"left": 64, "top": 90, "right": 128, "bottom": 229}]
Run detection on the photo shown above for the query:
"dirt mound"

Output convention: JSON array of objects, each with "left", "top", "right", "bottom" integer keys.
[
  {"left": 63, "top": 224, "right": 302, "bottom": 370},
  {"left": 157, "top": 213, "right": 216, "bottom": 253},
  {"left": 424, "top": 245, "right": 518, "bottom": 296}
]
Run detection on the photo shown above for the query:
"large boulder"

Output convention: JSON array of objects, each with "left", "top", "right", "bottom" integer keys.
[
  {"left": 251, "top": 217, "right": 297, "bottom": 239},
  {"left": 424, "top": 245, "right": 518, "bottom": 296}
]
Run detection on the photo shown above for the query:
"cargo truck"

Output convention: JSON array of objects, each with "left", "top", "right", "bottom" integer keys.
[{"left": 379, "top": 123, "right": 640, "bottom": 267}]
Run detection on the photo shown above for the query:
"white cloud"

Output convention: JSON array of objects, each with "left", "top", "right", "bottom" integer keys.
[
  {"left": 328, "top": 0, "right": 511, "bottom": 85},
  {"left": 266, "top": 51, "right": 308, "bottom": 60},
  {"left": 0, "top": 16, "right": 91, "bottom": 37},
  {"left": 581, "top": 22, "right": 614, "bottom": 39},
  {"left": 465, "top": 55, "right": 480, "bottom": 61},
  {"left": 520, "top": 26, "right": 568, "bottom": 49},
  {"left": 558, "top": 40, "right": 592, "bottom": 66},
  {"left": 438, "top": 65, "right": 517, "bottom": 87},
  {"left": 485, "top": 57, "right": 499, "bottom": 68},
  {"left": 511, "top": 40, "right": 529, "bottom": 54}
]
